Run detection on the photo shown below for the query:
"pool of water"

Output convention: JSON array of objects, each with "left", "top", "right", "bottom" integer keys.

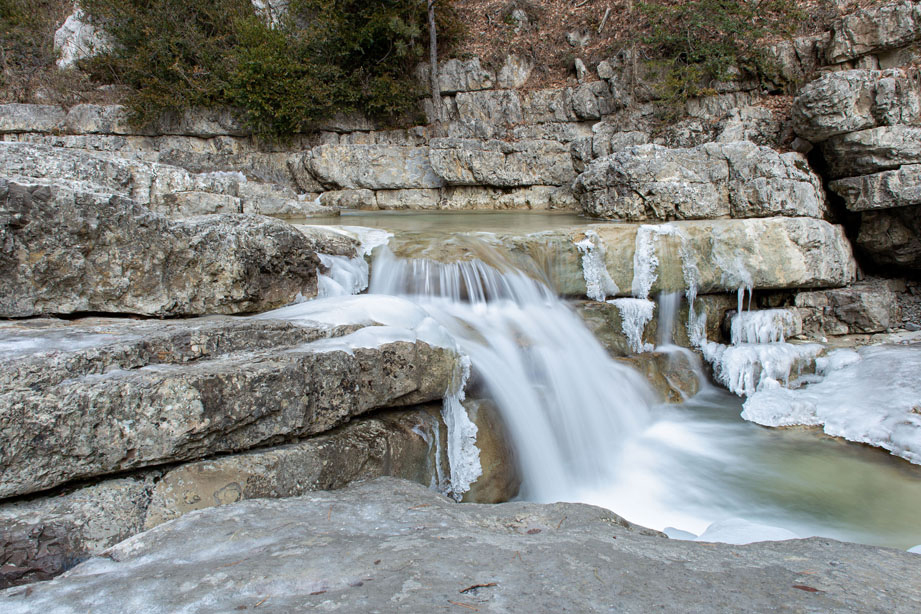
[
  {"left": 294, "top": 210, "right": 591, "bottom": 234},
  {"left": 578, "top": 386, "right": 921, "bottom": 549}
]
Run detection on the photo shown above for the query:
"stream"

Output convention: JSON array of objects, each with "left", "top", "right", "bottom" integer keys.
[{"left": 287, "top": 211, "right": 921, "bottom": 550}]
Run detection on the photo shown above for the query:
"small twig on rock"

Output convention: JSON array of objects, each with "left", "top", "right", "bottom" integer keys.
[
  {"left": 460, "top": 582, "right": 498, "bottom": 593},
  {"left": 449, "top": 601, "right": 480, "bottom": 611},
  {"left": 598, "top": 8, "right": 611, "bottom": 33}
]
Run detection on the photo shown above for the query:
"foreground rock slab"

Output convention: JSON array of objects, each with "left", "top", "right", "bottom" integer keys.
[
  {"left": 2, "top": 478, "right": 918, "bottom": 613},
  {"left": 0, "top": 317, "right": 457, "bottom": 497}
]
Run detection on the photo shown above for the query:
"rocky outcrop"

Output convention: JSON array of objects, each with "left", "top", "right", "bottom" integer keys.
[
  {"left": 429, "top": 138, "right": 575, "bottom": 187},
  {"left": 795, "top": 279, "right": 903, "bottom": 336},
  {"left": 0, "top": 317, "right": 457, "bottom": 498},
  {"left": 822, "top": 125, "right": 921, "bottom": 179},
  {"left": 305, "top": 144, "right": 443, "bottom": 190},
  {"left": 825, "top": 0, "right": 921, "bottom": 64},
  {"left": 0, "top": 141, "right": 329, "bottom": 217},
  {"left": 830, "top": 164, "right": 921, "bottom": 211},
  {"left": 791, "top": 68, "right": 921, "bottom": 143},
  {"left": 3, "top": 478, "right": 918, "bottom": 614},
  {"left": 573, "top": 142, "right": 826, "bottom": 221},
  {"left": 53, "top": 8, "right": 113, "bottom": 69},
  {"left": 0, "top": 179, "right": 331, "bottom": 317}
]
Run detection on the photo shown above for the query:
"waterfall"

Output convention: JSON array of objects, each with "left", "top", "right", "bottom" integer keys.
[{"left": 369, "top": 245, "right": 656, "bottom": 502}]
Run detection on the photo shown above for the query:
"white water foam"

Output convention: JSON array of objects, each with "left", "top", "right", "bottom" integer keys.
[
  {"left": 609, "top": 298, "right": 655, "bottom": 353},
  {"left": 575, "top": 230, "right": 619, "bottom": 301}
]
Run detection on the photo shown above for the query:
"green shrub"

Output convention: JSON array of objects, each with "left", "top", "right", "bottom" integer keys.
[
  {"left": 80, "top": 0, "right": 462, "bottom": 138},
  {"left": 637, "top": 0, "right": 802, "bottom": 112}
]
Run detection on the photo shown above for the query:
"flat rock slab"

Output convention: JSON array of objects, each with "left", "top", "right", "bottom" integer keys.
[
  {"left": 2, "top": 478, "right": 918, "bottom": 613},
  {"left": 0, "top": 317, "right": 457, "bottom": 497}
]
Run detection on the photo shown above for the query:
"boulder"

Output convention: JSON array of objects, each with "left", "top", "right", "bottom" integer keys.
[
  {"left": 826, "top": 1, "right": 921, "bottom": 64},
  {"left": 795, "top": 279, "right": 902, "bottom": 336},
  {"left": 0, "top": 179, "right": 327, "bottom": 317},
  {"left": 856, "top": 204, "right": 921, "bottom": 272},
  {"left": 497, "top": 54, "right": 534, "bottom": 89},
  {"left": 429, "top": 138, "right": 575, "bottom": 187},
  {"left": 573, "top": 142, "right": 826, "bottom": 221},
  {"left": 822, "top": 125, "right": 921, "bottom": 178},
  {"left": 830, "top": 164, "right": 921, "bottom": 211},
  {"left": 417, "top": 58, "right": 496, "bottom": 94},
  {"left": 791, "top": 68, "right": 921, "bottom": 142},
  {"left": 0, "top": 317, "right": 458, "bottom": 498},
  {"left": 452, "top": 90, "right": 524, "bottom": 138},
  {"left": 306, "top": 144, "right": 444, "bottom": 190},
  {"left": 3, "top": 478, "right": 919, "bottom": 613}
]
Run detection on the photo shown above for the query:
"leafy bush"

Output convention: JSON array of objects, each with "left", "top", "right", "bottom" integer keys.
[
  {"left": 637, "top": 0, "right": 803, "bottom": 109},
  {"left": 80, "top": 0, "right": 462, "bottom": 138}
]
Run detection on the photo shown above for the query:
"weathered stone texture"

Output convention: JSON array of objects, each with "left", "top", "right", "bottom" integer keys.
[
  {"left": 306, "top": 144, "right": 444, "bottom": 190},
  {"left": 826, "top": 1, "right": 921, "bottom": 64},
  {"left": 573, "top": 142, "right": 826, "bottom": 221},
  {"left": 830, "top": 164, "right": 921, "bottom": 211},
  {"left": 0, "top": 319, "right": 457, "bottom": 498},
  {"left": 822, "top": 125, "right": 921, "bottom": 178},
  {"left": 3, "top": 479, "right": 918, "bottom": 614},
  {"left": 791, "top": 68, "right": 921, "bottom": 142},
  {"left": 795, "top": 279, "right": 902, "bottom": 336},
  {"left": 856, "top": 204, "right": 921, "bottom": 272},
  {"left": 429, "top": 138, "right": 575, "bottom": 187},
  {"left": 0, "top": 179, "right": 324, "bottom": 317}
]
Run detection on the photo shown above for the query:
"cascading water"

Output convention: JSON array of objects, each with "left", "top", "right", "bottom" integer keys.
[
  {"left": 268, "top": 218, "right": 921, "bottom": 549},
  {"left": 369, "top": 245, "right": 656, "bottom": 502}
]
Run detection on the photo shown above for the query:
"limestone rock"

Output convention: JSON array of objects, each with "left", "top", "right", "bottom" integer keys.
[
  {"left": 826, "top": 1, "right": 921, "bottom": 64},
  {"left": 62, "top": 104, "right": 132, "bottom": 135},
  {"left": 375, "top": 189, "right": 440, "bottom": 210},
  {"left": 419, "top": 58, "right": 496, "bottom": 94},
  {"left": 142, "top": 409, "right": 444, "bottom": 528},
  {"left": 3, "top": 478, "right": 919, "bottom": 613},
  {"left": 0, "top": 475, "right": 157, "bottom": 588},
  {"left": 429, "top": 138, "right": 575, "bottom": 187},
  {"left": 452, "top": 90, "right": 523, "bottom": 138},
  {"left": 0, "top": 104, "right": 66, "bottom": 134},
  {"left": 856, "top": 204, "right": 921, "bottom": 272},
  {"left": 53, "top": 8, "right": 113, "bottom": 69},
  {"left": 791, "top": 68, "right": 921, "bottom": 142},
  {"left": 0, "top": 178, "right": 326, "bottom": 317},
  {"left": 830, "top": 164, "right": 921, "bottom": 211},
  {"left": 497, "top": 54, "right": 533, "bottom": 89},
  {"left": 795, "top": 279, "right": 902, "bottom": 336},
  {"left": 306, "top": 144, "right": 443, "bottom": 190},
  {"left": 318, "top": 188, "right": 377, "bottom": 210},
  {"left": 0, "top": 317, "right": 457, "bottom": 497},
  {"left": 822, "top": 125, "right": 921, "bottom": 178},
  {"left": 573, "top": 142, "right": 826, "bottom": 221},
  {"left": 440, "top": 185, "right": 576, "bottom": 211}
]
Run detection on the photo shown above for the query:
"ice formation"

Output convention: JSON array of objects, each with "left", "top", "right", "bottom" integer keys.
[
  {"left": 314, "top": 226, "right": 393, "bottom": 298},
  {"left": 575, "top": 230, "right": 619, "bottom": 301},
  {"left": 741, "top": 345, "right": 921, "bottom": 464},
  {"left": 441, "top": 356, "right": 481, "bottom": 500},
  {"left": 730, "top": 309, "right": 798, "bottom": 345},
  {"left": 695, "top": 518, "right": 799, "bottom": 545},
  {"left": 609, "top": 298, "right": 655, "bottom": 353}
]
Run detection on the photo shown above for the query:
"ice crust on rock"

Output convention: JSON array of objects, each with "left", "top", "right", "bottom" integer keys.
[
  {"left": 313, "top": 226, "right": 393, "bottom": 298},
  {"left": 575, "top": 230, "right": 619, "bottom": 301},
  {"left": 702, "top": 341, "right": 822, "bottom": 398},
  {"left": 609, "top": 298, "right": 655, "bottom": 353},
  {"left": 741, "top": 345, "right": 921, "bottom": 464}
]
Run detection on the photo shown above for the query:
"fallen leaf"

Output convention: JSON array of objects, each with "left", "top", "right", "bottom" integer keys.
[{"left": 793, "top": 585, "right": 821, "bottom": 593}]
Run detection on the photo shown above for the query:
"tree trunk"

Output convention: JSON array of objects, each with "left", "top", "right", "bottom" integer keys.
[{"left": 427, "top": 0, "right": 443, "bottom": 124}]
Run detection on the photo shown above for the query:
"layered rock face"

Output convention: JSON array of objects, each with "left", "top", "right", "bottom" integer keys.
[
  {"left": 2, "top": 479, "right": 919, "bottom": 614},
  {"left": 792, "top": 66, "right": 921, "bottom": 272}
]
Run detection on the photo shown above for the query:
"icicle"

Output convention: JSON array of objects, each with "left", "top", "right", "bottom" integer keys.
[
  {"left": 609, "top": 298, "right": 655, "bottom": 353},
  {"left": 441, "top": 355, "right": 481, "bottom": 500},
  {"left": 575, "top": 230, "right": 619, "bottom": 301}
]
